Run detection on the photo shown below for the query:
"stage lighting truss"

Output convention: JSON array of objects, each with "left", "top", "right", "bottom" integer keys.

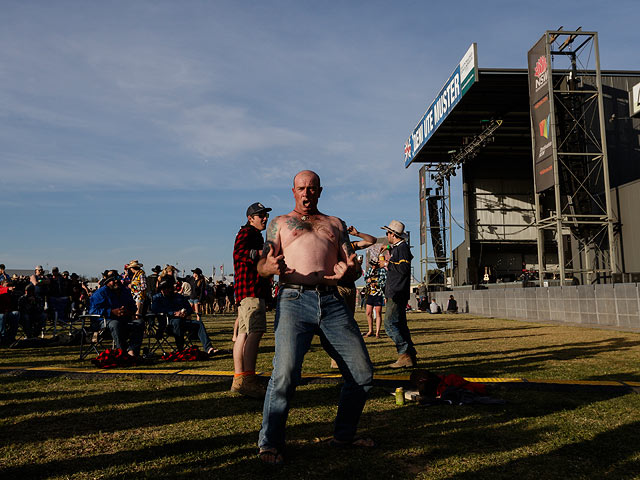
[{"left": 431, "top": 119, "right": 503, "bottom": 187}]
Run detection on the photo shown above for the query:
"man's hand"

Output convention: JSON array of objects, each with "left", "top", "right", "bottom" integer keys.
[
  {"left": 111, "top": 306, "right": 127, "bottom": 317},
  {"left": 324, "top": 262, "right": 348, "bottom": 281},
  {"left": 324, "top": 253, "right": 358, "bottom": 281},
  {"left": 379, "top": 250, "right": 390, "bottom": 268},
  {"left": 258, "top": 247, "right": 295, "bottom": 277}
]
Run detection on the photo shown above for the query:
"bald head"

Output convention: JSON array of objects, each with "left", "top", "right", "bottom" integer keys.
[
  {"left": 293, "top": 170, "right": 321, "bottom": 187},
  {"left": 292, "top": 170, "right": 322, "bottom": 214}
]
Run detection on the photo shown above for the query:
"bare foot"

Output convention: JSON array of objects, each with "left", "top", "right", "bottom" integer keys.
[{"left": 259, "top": 448, "right": 284, "bottom": 466}]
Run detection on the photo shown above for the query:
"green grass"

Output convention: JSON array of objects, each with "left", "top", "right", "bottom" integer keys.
[{"left": 1, "top": 312, "right": 639, "bottom": 479}]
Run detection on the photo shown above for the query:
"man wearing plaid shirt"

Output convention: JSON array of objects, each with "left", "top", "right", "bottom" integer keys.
[{"left": 231, "top": 202, "right": 272, "bottom": 398}]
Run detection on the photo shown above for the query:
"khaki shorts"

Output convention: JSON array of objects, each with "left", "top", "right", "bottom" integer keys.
[{"left": 238, "top": 297, "right": 267, "bottom": 334}]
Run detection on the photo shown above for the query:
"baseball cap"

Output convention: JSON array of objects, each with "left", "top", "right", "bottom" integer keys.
[{"left": 246, "top": 202, "right": 272, "bottom": 217}]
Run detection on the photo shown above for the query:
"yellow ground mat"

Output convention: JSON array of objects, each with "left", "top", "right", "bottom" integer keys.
[{"left": 0, "top": 365, "right": 637, "bottom": 389}]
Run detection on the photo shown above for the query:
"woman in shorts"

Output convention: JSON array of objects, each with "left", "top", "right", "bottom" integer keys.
[
  {"left": 189, "top": 268, "right": 206, "bottom": 321},
  {"left": 363, "top": 259, "right": 386, "bottom": 337}
]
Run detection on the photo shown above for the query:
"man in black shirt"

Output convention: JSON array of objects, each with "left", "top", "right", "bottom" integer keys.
[{"left": 379, "top": 220, "right": 417, "bottom": 368}]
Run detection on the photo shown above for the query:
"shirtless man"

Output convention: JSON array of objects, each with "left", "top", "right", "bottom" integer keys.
[{"left": 257, "top": 170, "right": 374, "bottom": 465}]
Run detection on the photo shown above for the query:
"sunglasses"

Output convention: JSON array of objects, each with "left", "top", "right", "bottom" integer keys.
[{"left": 254, "top": 212, "right": 269, "bottom": 218}]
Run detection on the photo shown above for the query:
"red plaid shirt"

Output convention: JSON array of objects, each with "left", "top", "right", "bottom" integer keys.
[{"left": 233, "top": 224, "right": 269, "bottom": 303}]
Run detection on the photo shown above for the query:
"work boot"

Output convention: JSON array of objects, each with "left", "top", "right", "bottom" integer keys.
[
  {"left": 230, "top": 375, "right": 243, "bottom": 393},
  {"left": 231, "top": 374, "right": 267, "bottom": 399},
  {"left": 389, "top": 353, "right": 416, "bottom": 369}
]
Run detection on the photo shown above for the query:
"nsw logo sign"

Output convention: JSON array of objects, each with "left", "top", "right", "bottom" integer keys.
[{"left": 534, "top": 56, "right": 548, "bottom": 93}]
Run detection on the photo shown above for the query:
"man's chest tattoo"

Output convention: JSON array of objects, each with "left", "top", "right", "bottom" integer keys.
[
  {"left": 267, "top": 222, "right": 278, "bottom": 241},
  {"left": 286, "top": 217, "right": 311, "bottom": 231}
]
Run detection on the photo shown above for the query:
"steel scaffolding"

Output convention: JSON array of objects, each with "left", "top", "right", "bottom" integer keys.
[{"left": 530, "top": 30, "right": 618, "bottom": 285}]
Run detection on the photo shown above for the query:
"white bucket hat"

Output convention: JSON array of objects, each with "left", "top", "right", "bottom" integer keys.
[{"left": 381, "top": 220, "right": 407, "bottom": 239}]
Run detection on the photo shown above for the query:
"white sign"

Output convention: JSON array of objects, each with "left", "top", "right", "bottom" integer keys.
[
  {"left": 404, "top": 43, "right": 478, "bottom": 167},
  {"left": 631, "top": 82, "right": 640, "bottom": 117}
]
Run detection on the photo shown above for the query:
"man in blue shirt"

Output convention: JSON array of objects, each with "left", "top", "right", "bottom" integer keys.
[
  {"left": 89, "top": 270, "right": 142, "bottom": 357},
  {"left": 151, "top": 276, "right": 216, "bottom": 354}
]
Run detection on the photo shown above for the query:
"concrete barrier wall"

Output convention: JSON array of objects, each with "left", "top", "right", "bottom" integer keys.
[{"left": 432, "top": 283, "right": 640, "bottom": 329}]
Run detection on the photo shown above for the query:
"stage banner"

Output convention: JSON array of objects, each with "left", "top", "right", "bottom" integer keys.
[
  {"left": 419, "top": 165, "right": 427, "bottom": 245},
  {"left": 420, "top": 197, "right": 426, "bottom": 246},
  {"left": 528, "top": 36, "right": 555, "bottom": 192},
  {"left": 404, "top": 43, "right": 478, "bottom": 168},
  {"left": 535, "top": 156, "right": 555, "bottom": 192}
]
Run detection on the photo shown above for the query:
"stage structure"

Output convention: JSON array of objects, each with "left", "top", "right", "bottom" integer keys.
[
  {"left": 528, "top": 30, "right": 618, "bottom": 285},
  {"left": 405, "top": 34, "right": 639, "bottom": 289},
  {"left": 408, "top": 44, "right": 480, "bottom": 289},
  {"left": 419, "top": 165, "right": 451, "bottom": 289}
]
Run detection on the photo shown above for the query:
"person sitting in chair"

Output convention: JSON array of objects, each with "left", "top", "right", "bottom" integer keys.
[
  {"left": 18, "top": 283, "right": 47, "bottom": 338},
  {"left": 446, "top": 295, "right": 458, "bottom": 313},
  {"left": 151, "top": 276, "right": 217, "bottom": 355},
  {"left": 88, "top": 270, "right": 143, "bottom": 357},
  {"left": 429, "top": 298, "right": 441, "bottom": 314}
]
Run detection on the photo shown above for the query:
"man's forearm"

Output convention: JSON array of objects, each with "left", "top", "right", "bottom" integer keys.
[
  {"left": 257, "top": 258, "right": 273, "bottom": 278},
  {"left": 353, "top": 231, "right": 376, "bottom": 248}
]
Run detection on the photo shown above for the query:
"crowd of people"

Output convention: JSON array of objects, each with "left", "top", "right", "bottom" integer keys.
[
  {"left": 0, "top": 264, "right": 91, "bottom": 343},
  {"left": 0, "top": 261, "right": 244, "bottom": 348},
  {"left": 0, "top": 169, "right": 461, "bottom": 466}
]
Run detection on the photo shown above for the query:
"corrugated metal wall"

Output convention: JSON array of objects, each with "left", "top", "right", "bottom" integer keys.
[
  {"left": 471, "top": 178, "right": 536, "bottom": 242},
  {"left": 432, "top": 283, "right": 640, "bottom": 330},
  {"left": 613, "top": 178, "right": 640, "bottom": 272}
]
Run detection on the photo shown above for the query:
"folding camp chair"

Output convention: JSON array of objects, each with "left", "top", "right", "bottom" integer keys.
[
  {"left": 78, "top": 314, "right": 112, "bottom": 359},
  {"left": 63, "top": 308, "right": 86, "bottom": 338},
  {"left": 40, "top": 306, "right": 81, "bottom": 339},
  {"left": 9, "top": 315, "right": 28, "bottom": 347},
  {"left": 144, "top": 313, "right": 194, "bottom": 355},
  {"left": 5, "top": 312, "right": 27, "bottom": 347}
]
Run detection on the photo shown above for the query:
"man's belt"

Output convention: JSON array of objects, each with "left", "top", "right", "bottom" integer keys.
[{"left": 279, "top": 283, "right": 338, "bottom": 294}]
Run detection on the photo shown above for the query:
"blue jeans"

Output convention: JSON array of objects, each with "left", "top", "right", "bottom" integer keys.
[
  {"left": 168, "top": 317, "right": 212, "bottom": 351},
  {"left": 384, "top": 296, "right": 416, "bottom": 356},
  {"left": 259, "top": 287, "right": 374, "bottom": 451},
  {"left": 49, "top": 296, "right": 69, "bottom": 322},
  {"left": 107, "top": 318, "right": 144, "bottom": 355}
]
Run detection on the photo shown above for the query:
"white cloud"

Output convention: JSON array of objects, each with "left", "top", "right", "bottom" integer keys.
[{"left": 168, "top": 104, "right": 307, "bottom": 158}]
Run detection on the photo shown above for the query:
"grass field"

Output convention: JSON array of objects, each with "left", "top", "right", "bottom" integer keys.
[{"left": 1, "top": 311, "right": 639, "bottom": 479}]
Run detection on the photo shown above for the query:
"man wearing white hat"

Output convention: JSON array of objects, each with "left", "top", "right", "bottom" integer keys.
[{"left": 380, "top": 220, "right": 417, "bottom": 368}]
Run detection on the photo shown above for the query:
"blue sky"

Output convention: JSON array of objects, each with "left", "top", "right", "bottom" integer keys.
[{"left": 1, "top": 1, "right": 637, "bottom": 279}]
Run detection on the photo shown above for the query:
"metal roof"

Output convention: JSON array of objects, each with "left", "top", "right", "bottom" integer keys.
[
  {"left": 409, "top": 69, "right": 531, "bottom": 165},
  {"left": 408, "top": 68, "right": 640, "bottom": 166}
]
